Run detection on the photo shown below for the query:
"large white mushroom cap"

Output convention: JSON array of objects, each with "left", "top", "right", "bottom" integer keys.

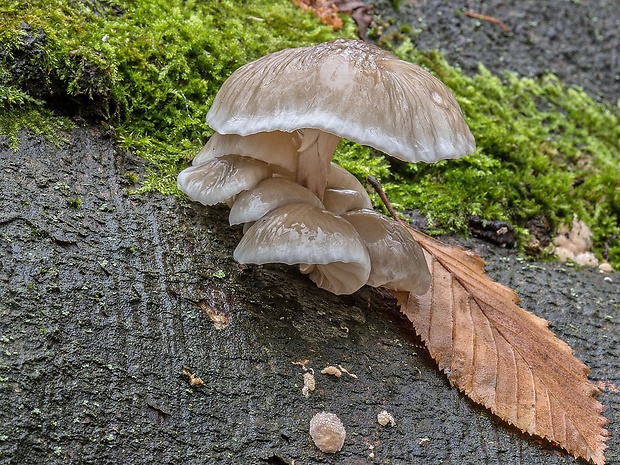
[
  {"left": 234, "top": 203, "right": 371, "bottom": 295},
  {"left": 206, "top": 38, "right": 475, "bottom": 164}
]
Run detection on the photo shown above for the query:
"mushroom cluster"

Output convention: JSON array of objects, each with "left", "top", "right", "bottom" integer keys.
[{"left": 178, "top": 39, "right": 476, "bottom": 295}]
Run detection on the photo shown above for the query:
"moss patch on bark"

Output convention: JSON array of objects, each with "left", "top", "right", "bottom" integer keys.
[{"left": 1, "top": 1, "right": 618, "bottom": 267}]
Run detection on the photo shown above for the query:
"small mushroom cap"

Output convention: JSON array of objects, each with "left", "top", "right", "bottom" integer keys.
[
  {"left": 229, "top": 177, "right": 324, "bottom": 226},
  {"left": 192, "top": 131, "right": 301, "bottom": 175},
  {"left": 309, "top": 412, "right": 346, "bottom": 453},
  {"left": 177, "top": 154, "right": 272, "bottom": 206},
  {"left": 323, "top": 163, "right": 373, "bottom": 214},
  {"left": 234, "top": 203, "right": 371, "bottom": 295},
  {"left": 323, "top": 188, "right": 372, "bottom": 215},
  {"left": 342, "top": 209, "right": 431, "bottom": 294},
  {"left": 327, "top": 163, "right": 369, "bottom": 192},
  {"left": 207, "top": 39, "right": 475, "bottom": 163}
]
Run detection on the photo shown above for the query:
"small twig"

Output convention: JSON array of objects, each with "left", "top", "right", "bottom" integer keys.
[
  {"left": 291, "top": 359, "right": 310, "bottom": 371},
  {"left": 181, "top": 366, "right": 205, "bottom": 388},
  {"left": 463, "top": 10, "right": 509, "bottom": 32},
  {"left": 366, "top": 176, "right": 405, "bottom": 225}
]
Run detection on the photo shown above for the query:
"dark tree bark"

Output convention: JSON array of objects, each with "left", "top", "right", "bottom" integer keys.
[
  {"left": 0, "top": 128, "right": 617, "bottom": 464},
  {"left": 373, "top": 0, "right": 619, "bottom": 103}
]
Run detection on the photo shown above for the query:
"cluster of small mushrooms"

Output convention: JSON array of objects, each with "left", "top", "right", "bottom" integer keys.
[{"left": 177, "top": 39, "right": 476, "bottom": 295}]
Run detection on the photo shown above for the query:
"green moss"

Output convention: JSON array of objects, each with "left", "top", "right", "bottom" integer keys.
[
  {"left": 1, "top": 0, "right": 356, "bottom": 185},
  {"left": 67, "top": 197, "right": 82, "bottom": 209},
  {"left": 0, "top": 107, "right": 74, "bottom": 149},
  {"left": 123, "top": 172, "right": 139, "bottom": 184},
  {"left": 1, "top": 2, "right": 619, "bottom": 268}
]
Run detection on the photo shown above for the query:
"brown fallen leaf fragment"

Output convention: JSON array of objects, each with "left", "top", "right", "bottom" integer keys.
[
  {"left": 181, "top": 367, "right": 205, "bottom": 388},
  {"left": 197, "top": 299, "right": 230, "bottom": 329},
  {"left": 292, "top": 0, "right": 373, "bottom": 37},
  {"left": 292, "top": 0, "right": 343, "bottom": 30},
  {"left": 334, "top": 1, "right": 373, "bottom": 38},
  {"left": 396, "top": 228, "right": 609, "bottom": 465}
]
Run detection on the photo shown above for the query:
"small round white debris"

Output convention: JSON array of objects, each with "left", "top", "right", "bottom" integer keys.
[
  {"left": 309, "top": 412, "right": 346, "bottom": 453},
  {"left": 377, "top": 410, "right": 396, "bottom": 427},
  {"left": 599, "top": 262, "right": 615, "bottom": 273},
  {"left": 321, "top": 366, "right": 342, "bottom": 377},
  {"left": 302, "top": 372, "right": 316, "bottom": 398}
]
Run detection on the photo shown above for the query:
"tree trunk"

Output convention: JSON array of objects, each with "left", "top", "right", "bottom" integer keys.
[{"left": 0, "top": 128, "right": 617, "bottom": 464}]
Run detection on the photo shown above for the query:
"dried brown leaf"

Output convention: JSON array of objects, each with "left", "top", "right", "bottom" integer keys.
[
  {"left": 291, "top": 0, "right": 373, "bottom": 36},
  {"left": 397, "top": 227, "right": 609, "bottom": 464},
  {"left": 292, "top": 0, "right": 343, "bottom": 30}
]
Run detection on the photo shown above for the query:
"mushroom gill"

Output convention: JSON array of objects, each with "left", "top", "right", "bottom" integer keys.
[{"left": 192, "top": 131, "right": 301, "bottom": 176}]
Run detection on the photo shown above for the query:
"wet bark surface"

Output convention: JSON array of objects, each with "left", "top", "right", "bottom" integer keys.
[
  {"left": 373, "top": 0, "right": 619, "bottom": 104},
  {"left": 0, "top": 129, "right": 618, "bottom": 464}
]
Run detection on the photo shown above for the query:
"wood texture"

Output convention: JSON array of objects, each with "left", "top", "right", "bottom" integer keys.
[{"left": 0, "top": 128, "right": 618, "bottom": 464}]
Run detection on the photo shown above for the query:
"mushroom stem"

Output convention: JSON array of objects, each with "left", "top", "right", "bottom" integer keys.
[{"left": 296, "top": 129, "right": 341, "bottom": 200}]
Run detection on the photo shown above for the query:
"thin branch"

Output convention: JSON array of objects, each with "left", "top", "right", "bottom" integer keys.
[
  {"left": 463, "top": 10, "right": 509, "bottom": 32},
  {"left": 366, "top": 176, "right": 405, "bottom": 225}
]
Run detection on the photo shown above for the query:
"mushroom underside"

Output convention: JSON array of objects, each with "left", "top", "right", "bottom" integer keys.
[{"left": 233, "top": 203, "right": 372, "bottom": 295}]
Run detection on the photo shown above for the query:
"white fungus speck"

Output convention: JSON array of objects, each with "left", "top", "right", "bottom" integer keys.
[
  {"left": 554, "top": 219, "right": 599, "bottom": 267},
  {"left": 309, "top": 412, "right": 346, "bottom": 453},
  {"left": 321, "top": 366, "right": 342, "bottom": 377},
  {"left": 377, "top": 410, "right": 396, "bottom": 427},
  {"left": 302, "top": 372, "right": 315, "bottom": 397}
]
